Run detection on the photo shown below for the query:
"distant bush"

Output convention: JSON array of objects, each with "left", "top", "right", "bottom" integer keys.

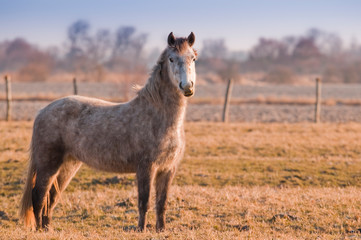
[
  {"left": 263, "top": 67, "right": 298, "bottom": 84},
  {"left": 18, "top": 63, "right": 51, "bottom": 82},
  {"left": 323, "top": 62, "right": 361, "bottom": 83},
  {"left": 0, "top": 38, "right": 54, "bottom": 82}
]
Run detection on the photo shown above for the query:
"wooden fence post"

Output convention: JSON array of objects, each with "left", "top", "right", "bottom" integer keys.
[
  {"left": 222, "top": 78, "right": 233, "bottom": 123},
  {"left": 315, "top": 78, "right": 321, "bottom": 123},
  {"left": 5, "top": 75, "right": 12, "bottom": 121},
  {"left": 73, "top": 77, "right": 78, "bottom": 95}
]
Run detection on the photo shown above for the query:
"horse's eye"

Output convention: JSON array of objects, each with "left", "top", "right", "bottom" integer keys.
[
  {"left": 192, "top": 58, "right": 196, "bottom": 62},
  {"left": 169, "top": 58, "right": 173, "bottom": 62}
]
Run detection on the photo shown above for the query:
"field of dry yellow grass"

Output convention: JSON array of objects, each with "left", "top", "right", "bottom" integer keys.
[{"left": 0, "top": 121, "right": 361, "bottom": 239}]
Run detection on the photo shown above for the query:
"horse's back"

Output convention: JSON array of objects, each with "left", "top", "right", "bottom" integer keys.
[
  {"left": 33, "top": 95, "right": 118, "bottom": 148},
  {"left": 35, "top": 96, "right": 117, "bottom": 126},
  {"left": 40, "top": 95, "right": 115, "bottom": 115}
]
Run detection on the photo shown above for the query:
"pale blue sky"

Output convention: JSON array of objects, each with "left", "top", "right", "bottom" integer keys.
[{"left": 0, "top": 0, "right": 360, "bottom": 52}]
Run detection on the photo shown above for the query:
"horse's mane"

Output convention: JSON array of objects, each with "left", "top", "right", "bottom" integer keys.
[{"left": 136, "top": 50, "right": 167, "bottom": 106}]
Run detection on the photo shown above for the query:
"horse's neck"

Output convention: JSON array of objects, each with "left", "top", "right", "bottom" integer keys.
[
  {"left": 165, "top": 96, "right": 187, "bottom": 129},
  {"left": 159, "top": 68, "right": 187, "bottom": 127},
  {"left": 136, "top": 62, "right": 187, "bottom": 128}
]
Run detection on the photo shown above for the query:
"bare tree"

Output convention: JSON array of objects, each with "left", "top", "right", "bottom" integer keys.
[
  {"left": 110, "top": 26, "right": 147, "bottom": 68},
  {"left": 249, "top": 38, "right": 288, "bottom": 61},
  {"left": 201, "top": 39, "right": 228, "bottom": 59},
  {"left": 62, "top": 21, "right": 149, "bottom": 85},
  {"left": 293, "top": 37, "right": 321, "bottom": 59},
  {"left": 307, "top": 28, "right": 343, "bottom": 57},
  {"left": 67, "top": 20, "right": 91, "bottom": 57},
  {"left": 65, "top": 20, "right": 93, "bottom": 80},
  {"left": 199, "top": 39, "right": 242, "bottom": 83},
  {"left": 86, "top": 29, "right": 112, "bottom": 81},
  {"left": 108, "top": 26, "right": 148, "bottom": 99}
]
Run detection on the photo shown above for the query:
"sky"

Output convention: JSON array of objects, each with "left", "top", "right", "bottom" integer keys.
[{"left": 0, "top": 0, "right": 360, "bottom": 52}]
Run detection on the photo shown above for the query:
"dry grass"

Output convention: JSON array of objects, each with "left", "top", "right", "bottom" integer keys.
[
  {"left": 1, "top": 186, "right": 360, "bottom": 239},
  {"left": 0, "top": 121, "right": 361, "bottom": 239}
]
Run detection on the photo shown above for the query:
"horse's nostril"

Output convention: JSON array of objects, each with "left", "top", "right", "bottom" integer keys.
[
  {"left": 179, "top": 82, "right": 184, "bottom": 90},
  {"left": 191, "top": 81, "right": 194, "bottom": 87}
]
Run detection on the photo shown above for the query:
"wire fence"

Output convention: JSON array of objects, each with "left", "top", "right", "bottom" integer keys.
[{"left": 1, "top": 76, "right": 361, "bottom": 122}]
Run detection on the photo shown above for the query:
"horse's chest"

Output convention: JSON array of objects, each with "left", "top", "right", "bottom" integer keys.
[
  {"left": 155, "top": 132, "right": 185, "bottom": 166},
  {"left": 162, "top": 135, "right": 183, "bottom": 152}
]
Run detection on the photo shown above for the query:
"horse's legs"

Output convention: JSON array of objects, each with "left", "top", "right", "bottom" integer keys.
[
  {"left": 155, "top": 168, "right": 175, "bottom": 231},
  {"left": 42, "top": 158, "right": 82, "bottom": 228},
  {"left": 32, "top": 156, "right": 63, "bottom": 230},
  {"left": 136, "top": 166, "right": 155, "bottom": 231}
]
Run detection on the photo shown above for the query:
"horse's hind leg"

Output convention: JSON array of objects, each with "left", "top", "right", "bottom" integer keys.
[
  {"left": 155, "top": 168, "right": 175, "bottom": 231},
  {"left": 32, "top": 146, "right": 64, "bottom": 230},
  {"left": 33, "top": 168, "right": 61, "bottom": 230},
  {"left": 43, "top": 157, "right": 82, "bottom": 228}
]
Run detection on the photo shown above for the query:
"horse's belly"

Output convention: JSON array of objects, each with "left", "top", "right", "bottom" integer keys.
[{"left": 80, "top": 156, "right": 136, "bottom": 173}]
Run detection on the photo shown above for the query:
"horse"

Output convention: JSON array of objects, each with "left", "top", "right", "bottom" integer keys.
[{"left": 20, "top": 32, "right": 197, "bottom": 232}]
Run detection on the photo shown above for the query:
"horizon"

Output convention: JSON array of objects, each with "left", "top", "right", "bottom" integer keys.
[{"left": 1, "top": 0, "right": 361, "bottom": 52}]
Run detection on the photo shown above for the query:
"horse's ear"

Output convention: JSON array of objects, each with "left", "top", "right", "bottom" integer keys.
[
  {"left": 187, "top": 32, "right": 195, "bottom": 47},
  {"left": 168, "top": 32, "right": 176, "bottom": 47}
]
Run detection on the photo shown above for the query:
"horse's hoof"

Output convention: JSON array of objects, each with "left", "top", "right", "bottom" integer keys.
[
  {"left": 137, "top": 227, "right": 145, "bottom": 232},
  {"left": 156, "top": 224, "right": 165, "bottom": 232},
  {"left": 156, "top": 228, "right": 165, "bottom": 233}
]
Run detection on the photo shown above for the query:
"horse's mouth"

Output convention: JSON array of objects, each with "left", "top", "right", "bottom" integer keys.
[
  {"left": 184, "top": 92, "right": 194, "bottom": 97},
  {"left": 180, "top": 83, "right": 194, "bottom": 97}
]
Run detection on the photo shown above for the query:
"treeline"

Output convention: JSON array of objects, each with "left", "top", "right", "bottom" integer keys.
[
  {"left": 1, "top": 22, "right": 361, "bottom": 84},
  {"left": 246, "top": 29, "right": 361, "bottom": 83},
  {"left": 0, "top": 20, "right": 149, "bottom": 83},
  {"left": 197, "top": 28, "right": 361, "bottom": 84}
]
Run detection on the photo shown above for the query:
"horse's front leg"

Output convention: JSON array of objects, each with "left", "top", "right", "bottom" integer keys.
[
  {"left": 136, "top": 165, "right": 155, "bottom": 231},
  {"left": 155, "top": 168, "right": 175, "bottom": 232}
]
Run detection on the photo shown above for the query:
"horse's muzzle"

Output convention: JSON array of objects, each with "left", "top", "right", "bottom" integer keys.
[{"left": 179, "top": 82, "right": 194, "bottom": 97}]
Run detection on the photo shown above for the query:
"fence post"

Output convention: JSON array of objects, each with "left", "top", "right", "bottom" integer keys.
[
  {"left": 5, "top": 75, "right": 12, "bottom": 121},
  {"left": 315, "top": 78, "right": 321, "bottom": 123},
  {"left": 222, "top": 78, "right": 233, "bottom": 122},
  {"left": 73, "top": 77, "right": 78, "bottom": 95}
]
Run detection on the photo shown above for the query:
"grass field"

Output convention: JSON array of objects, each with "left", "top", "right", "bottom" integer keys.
[{"left": 0, "top": 121, "right": 361, "bottom": 239}]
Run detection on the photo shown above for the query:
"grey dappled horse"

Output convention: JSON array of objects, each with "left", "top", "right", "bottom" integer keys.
[{"left": 20, "top": 32, "right": 197, "bottom": 232}]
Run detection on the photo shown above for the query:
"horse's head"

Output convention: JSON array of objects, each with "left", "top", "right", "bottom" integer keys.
[{"left": 166, "top": 32, "right": 197, "bottom": 97}]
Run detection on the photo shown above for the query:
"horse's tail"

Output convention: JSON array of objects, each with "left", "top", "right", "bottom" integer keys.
[{"left": 20, "top": 145, "right": 36, "bottom": 230}]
